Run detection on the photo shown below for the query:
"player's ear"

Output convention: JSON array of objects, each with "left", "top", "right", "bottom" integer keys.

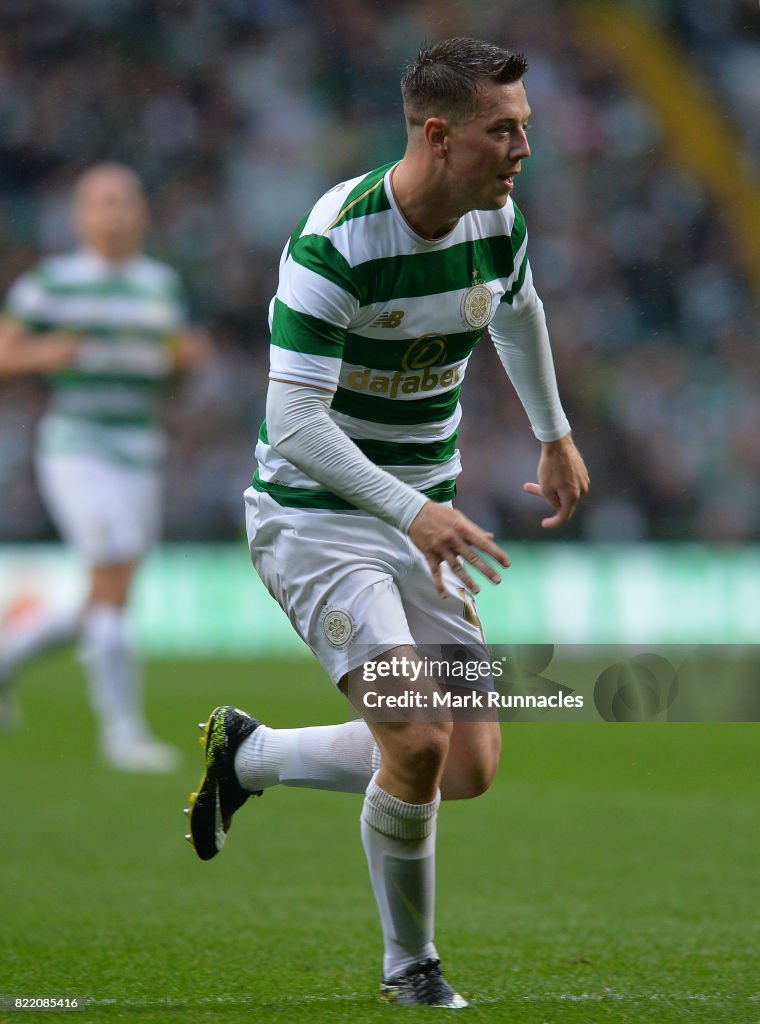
[{"left": 423, "top": 117, "right": 450, "bottom": 159}]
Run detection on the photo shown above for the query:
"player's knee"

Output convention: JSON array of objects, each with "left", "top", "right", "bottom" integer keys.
[
  {"left": 89, "top": 561, "right": 135, "bottom": 607},
  {"left": 395, "top": 722, "right": 451, "bottom": 779}
]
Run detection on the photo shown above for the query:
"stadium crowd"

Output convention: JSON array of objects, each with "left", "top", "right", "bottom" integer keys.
[{"left": 1, "top": 0, "right": 758, "bottom": 543}]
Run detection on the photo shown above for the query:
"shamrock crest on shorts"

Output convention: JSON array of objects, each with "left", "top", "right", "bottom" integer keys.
[{"left": 321, "top": 607, "right": 354, "bottom": 648}]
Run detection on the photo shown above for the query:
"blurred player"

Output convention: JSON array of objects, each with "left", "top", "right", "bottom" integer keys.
[
  {"left": 186, "top": 39, "right": 588, "bottom": 1004},
  {"left": 0, "top": 163, "right": 209, "bottom": 772}
]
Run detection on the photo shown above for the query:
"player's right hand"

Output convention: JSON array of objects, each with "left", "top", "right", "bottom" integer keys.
[
  {"left": 32, "top": 332, "right": 84, "bottom": 370},
  {"left": 0, "top": 319, "right": 83, "bottom": 377},
  {"left": 408, "top": 501, "right": 511, "bottom": 598}
]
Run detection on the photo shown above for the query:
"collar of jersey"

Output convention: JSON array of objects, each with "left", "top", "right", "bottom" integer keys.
[
  {"left": 79, "top": 247, "right": 143, "bottom": 274},
  {"left": 384, "top": 164, "right": 460, "bottom": 249}
]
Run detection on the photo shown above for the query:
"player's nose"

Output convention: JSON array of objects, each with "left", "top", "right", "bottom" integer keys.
[{"left": 511, "top": 129, "right": 531, "bottom": 160}]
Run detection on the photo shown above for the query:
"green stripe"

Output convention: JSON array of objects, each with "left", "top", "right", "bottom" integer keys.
[
  {"left": 286, "top": 211, "right": 311, "bottom": 258},
  {"left": 510, "top": 202, "right": 527, "bottom": 257},
  {"left": 259, "top": 420, "right": 455, "bottom": 466},
  {"left": 289, "top": 234, "right": 359, "bottom": 300},
  {"left": 270, "top": 299, "right": 346, "bottom": 358},
  {"left": 351, "top": 235, "right": 515, "bottom": 306},
  {"left": 33, "top": 281, "right": 178, "bottom": 301},
  {"left": 252, "top": 469, "right": 455, "bottom": 510},
  {"left": 343, "top": 327, "right": 482, "bottom": 372},
  {"left": 331, "top": 384, "right": 461, "bottom": 425},
  {"left": 353, "top": 433, "right": 457, "bottom": 466},
  {"left": 501, "top": 204, "right": 529, "bottom": 303},
  {"left": 32, "top": 263, "right": 180, "bottom": 297},
  {"left": 11, "top": 319, "right": 56, "bottom": 333},
  {"left": 419, "top": 479, "right": 456, "bottom": 503},
  {"left": 50, "top": 371, "right": 162, "bottom": 390},
  {"left": 502, "top": 254, "right": 530, "bottom": 304},
  {"left": 48, "top": 409, "right": 156, "bottom": 428},
  {"left": 19, "top": 322, "right": 172, "bottom": 342},
  {"left": 329, "top": 164, "right": 393, "bottom": 227}
]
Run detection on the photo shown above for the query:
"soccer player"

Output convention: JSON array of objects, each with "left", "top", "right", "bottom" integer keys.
[
  {"left": 186, "top": 38, "right": 589, "bottom": 1005},
  {"left": 0, "top": 163, "right": 209, "bottom": 772}
]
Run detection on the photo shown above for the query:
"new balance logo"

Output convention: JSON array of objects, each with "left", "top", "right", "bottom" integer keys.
[{"left": 373, "top": 310, "right": 405, "bottom": 328}]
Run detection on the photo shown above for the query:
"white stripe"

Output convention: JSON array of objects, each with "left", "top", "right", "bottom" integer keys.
[
  {"left": 269, "top": 348, "right": 342, "bottom": 391},
  {"left": 10, "top": 291, "right": 182, "bottom": 331},
  {"left": 128, "top": 258, "right": 180, "bottom": 291},
  {"left": 331, "top": 404, "right": 462, "bottom": 443},
  {"left": 42, "top": 252, "right": 176, "bottom": 289},
  {"left": 6, "top": 277, "right": 47, "bottom": 318},
  {"left": 52, "top": 387, "right": 158, "bottom": 417},
  {"left": 327, "top": 208, "right": 408, "bottom": 265},
  {"left": 338, "top": 356, "right": 469, "bottom": 401},
  {"left": 277, "top": 259, "right": 358, "bottom": 328},
  {"left": 388, "top": 454, "right": 461, "bottom": 489},
  {"left": 75, "top": 338, "right": 172, "bottom": 377},
  {"left": 299, "top": 171, "right": 371, "bottom": 236}
]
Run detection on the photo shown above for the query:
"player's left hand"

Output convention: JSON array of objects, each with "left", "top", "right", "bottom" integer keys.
[
  {"left": 173, "top": 326, "right": 213, "bottom": 370},
  {"left": 523, "top": 433, "right": 589, "bottom": 529}
]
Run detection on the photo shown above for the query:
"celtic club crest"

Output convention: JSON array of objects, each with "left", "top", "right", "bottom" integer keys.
[
  {"left": 460, "top": 269, "right": 494, "bottom": 329},
  {"left": 321, "top": 608, "right": 354, "bottom": 648}
]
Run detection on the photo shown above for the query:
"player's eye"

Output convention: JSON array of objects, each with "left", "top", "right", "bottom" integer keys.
[{"left": 494, "top": 122, "right": 530, "bottom": 135}]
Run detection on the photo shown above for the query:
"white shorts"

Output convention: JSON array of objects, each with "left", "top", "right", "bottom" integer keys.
[
  {"left": 244, "top": 487, "right": 491, "bottom": 687},
  {"left": 36, "top": 453, "right": 162, "bottom": 565}
]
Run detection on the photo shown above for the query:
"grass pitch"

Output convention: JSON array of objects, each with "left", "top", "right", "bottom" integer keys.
[{"left": 1, "top": 653, "right": 758, "bottom": 1023}]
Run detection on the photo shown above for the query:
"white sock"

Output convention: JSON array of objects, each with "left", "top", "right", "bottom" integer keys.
[
  {"left": 80, "top": 604, "right": 145, "bottom": 747},
  {"left": 0, "top": 605, "right": 80, "bottom": 676},
  {"left": 361, "top": 773, "right": 440, "bottom": 979},
  {"left": 234, "top": 719, "right": 381, "bottom": 793}
]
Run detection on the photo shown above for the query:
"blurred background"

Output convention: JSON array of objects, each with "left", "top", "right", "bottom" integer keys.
[{"left": 1, "top": 0, "right": 760, "bottom": 647}]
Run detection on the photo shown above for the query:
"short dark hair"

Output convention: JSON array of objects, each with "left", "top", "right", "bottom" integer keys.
[{"left": 401, "top": 37, "right": 528, "bottom": 126}]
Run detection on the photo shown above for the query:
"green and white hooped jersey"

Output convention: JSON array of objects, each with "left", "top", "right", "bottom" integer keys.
[
  {"left": 255, "top": 161, "right": 536, "bottom": 511},
  {"left": 5, "top": 249, "right": 187, "bottom": 468}
]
